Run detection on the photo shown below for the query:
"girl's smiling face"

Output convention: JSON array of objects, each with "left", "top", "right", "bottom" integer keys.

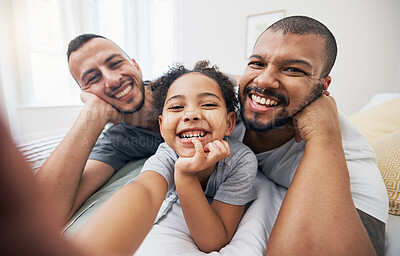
[{"left": 159, "top": 72, "right": 235, "bottom": 157}]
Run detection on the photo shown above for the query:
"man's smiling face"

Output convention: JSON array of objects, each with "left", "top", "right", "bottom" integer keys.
[
  {"left": 239, "top": 30, "right": 329, "bottom": 132},
  {"left": 68, "top": 38, "right": 145, "bottom": 114}
]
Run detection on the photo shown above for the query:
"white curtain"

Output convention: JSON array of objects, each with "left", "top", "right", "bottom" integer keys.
[
  {"left": 0, "top": 0, "right": 178, "bottom": 142},
  {"left": 0, "top": 0, "right": 24, "bottom": 137}
]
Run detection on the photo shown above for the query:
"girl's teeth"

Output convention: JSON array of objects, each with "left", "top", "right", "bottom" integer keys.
[{"left": 180, "top": 131, "right": 206, "bottom": 139}]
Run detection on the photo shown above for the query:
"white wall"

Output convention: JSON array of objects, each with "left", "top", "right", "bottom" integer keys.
[{"left": 178, "top": 0, "right": 400, "bottom": 115}]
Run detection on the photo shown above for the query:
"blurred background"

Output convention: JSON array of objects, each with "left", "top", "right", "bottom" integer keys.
[{"left": 1, "top": 0, "right": 399, "bottom": 143}]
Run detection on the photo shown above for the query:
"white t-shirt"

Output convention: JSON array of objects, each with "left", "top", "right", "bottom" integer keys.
[{"left": 230, "top": 112, "right": 389, "bottom": 223}]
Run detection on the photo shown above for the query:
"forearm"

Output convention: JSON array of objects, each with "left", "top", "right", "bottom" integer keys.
[
  {"left": 0, "top": 118, "right": 91, "bottom": 256},
  {"left": 35, "top": 104, "right": 109, "bottom": 224},
  {"left": 72, "top": 172, "right": 167, "bottom": 256},
  {"left": 175, "top": 174, "right": 230, "bottom": 252},
  {"left": 267, "top": 137, "right": 375, "bottom": 256}
]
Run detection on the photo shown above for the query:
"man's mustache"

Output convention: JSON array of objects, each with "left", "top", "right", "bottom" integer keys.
[{"left": 243, "top": 86, "right": 289, "bottom": 106}]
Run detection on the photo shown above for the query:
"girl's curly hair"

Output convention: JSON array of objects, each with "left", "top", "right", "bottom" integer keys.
[{"left": 151, "top": 60, "right": 238, "bottom": 116}]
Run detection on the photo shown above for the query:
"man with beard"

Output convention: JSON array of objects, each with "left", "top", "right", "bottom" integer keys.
[
  {"left": 232, "top": 16, "right": 388, "bottom": 255},
  {"left": 35, "top": 34, "right": 164, "bottom": 226}
]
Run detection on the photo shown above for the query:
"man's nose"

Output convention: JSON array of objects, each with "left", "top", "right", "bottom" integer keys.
[
  {"left": 103, "top": 71, "right": 120, "bottom": 88},
  {"left": 253, "top": 67, "right": 280, "bottom": 89}
]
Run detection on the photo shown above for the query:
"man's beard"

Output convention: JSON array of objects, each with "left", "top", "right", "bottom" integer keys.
[
  {"left": 239, "top": 83, "right": 325, "bottom": 133},
  {"left": 113, "top": 79, "right": 146, "bottom": 115}
]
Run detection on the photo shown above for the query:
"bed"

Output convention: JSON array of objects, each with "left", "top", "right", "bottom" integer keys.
[
  {"left": 349, "top": 93, "right": 400, "bottom": 256},
  {"left": 20, "top": 93, "right": 400, "bottom": 255}
]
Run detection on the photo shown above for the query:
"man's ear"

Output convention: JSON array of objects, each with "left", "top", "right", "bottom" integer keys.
[
  {"left": 225, "top": 112, "right": 236, "bottom": 136},
  {"left": 131, "top": 58, "right": 142, "bottom": 75},
  {"left": 321, "top": 75, "right": 332, "bottom": 91}
]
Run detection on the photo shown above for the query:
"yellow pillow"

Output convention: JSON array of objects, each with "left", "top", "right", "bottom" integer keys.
[
  {"left": 349, "top": 97, "right": 400, "bottom": 144},
  {"left": 371, "top": 130, "right": 400, "bottom": 215}
]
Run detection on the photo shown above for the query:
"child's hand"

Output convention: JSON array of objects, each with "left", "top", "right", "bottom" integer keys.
[{"left": 175, "top": 139, "right": 230, "bottom": 176}]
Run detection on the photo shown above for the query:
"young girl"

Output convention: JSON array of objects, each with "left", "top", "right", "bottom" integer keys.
[{"left": 72, "top": 61, "right": 257, "bottom": 255}]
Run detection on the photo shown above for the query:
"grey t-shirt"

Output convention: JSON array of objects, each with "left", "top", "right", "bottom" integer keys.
[
  {"left": 89, "top": 121, "right": 163, "bottom": 171},
  {"left": 141, "top": 137, "right": 257, "bottom": 206}
]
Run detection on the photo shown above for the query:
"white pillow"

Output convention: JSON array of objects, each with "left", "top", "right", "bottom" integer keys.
[{"left": 360, "top": 93, "right": 400, "bottom": 111}]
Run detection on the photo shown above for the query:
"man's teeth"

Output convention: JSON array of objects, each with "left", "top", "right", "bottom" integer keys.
[
  {"left": 115, "top": 85, "right": 132, "bottom": 99},
  {"left": 179, "top": 131, "right": 206, "bottom": 139},
  {"left": 251, "top": 95, "right": 278, "bottom": 106}
]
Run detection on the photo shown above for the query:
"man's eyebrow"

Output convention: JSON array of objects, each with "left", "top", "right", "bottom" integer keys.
[
  {"left": 248, "top": 55, "right": 313, "bottom": 69},
  {"left": 104, "top": 54, "right": 123, "bottom": 65},
  {"left": 281, "top": 59, "right": 313, "bottom": 69},
  {"left": 248, "top": 54, "right": 264, "bottom": 61}
]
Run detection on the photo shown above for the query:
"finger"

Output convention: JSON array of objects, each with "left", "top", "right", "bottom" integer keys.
[
  {"left": 203, "top": 142, "right": 211, "bottom": 153},
  {"left": 213, "top": 140, "right": 230, "bottom": 156},
  {"left": 192, "top": 138, "right": 205, "bottom": 156},
  {"left": 221, "top": 140, "right": 231, "bottom": 156},
  {"left": 206, "top": 140, "right": 228, "bottom": 163}
]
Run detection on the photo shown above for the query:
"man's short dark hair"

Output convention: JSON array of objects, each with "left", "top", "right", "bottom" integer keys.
[
  {"left": 67, "top": 34, "right": 105, "bottom": 61},
  {"left": 151, "top": 60, "right": 238, "bottom": 116},
  {"left": 265, "top": 15, "right": 337, "bottom": 77}
]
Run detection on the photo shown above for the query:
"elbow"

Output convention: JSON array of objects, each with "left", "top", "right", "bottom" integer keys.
[
  {"left": 197, "top": 244, "right": 223, "bottom": 254},
  {"left": 196, "top": 235, "right": 231, "bottom": 253}
]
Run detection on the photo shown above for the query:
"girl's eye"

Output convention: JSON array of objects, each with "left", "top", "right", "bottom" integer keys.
[
  {"left": 167, "top": 105, "right": 183, "bottom": 110},
  {"left": 202, "top": 102, "right": 218, "bottom": 108}
]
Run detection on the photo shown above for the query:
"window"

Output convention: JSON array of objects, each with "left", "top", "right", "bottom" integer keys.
[
  {"left": 19, "top": 0, "right": 177, "bottom": 107},
  {"left": 26, "top": 0, "right": 79, "bottom": 105},
  {"left": 150, "top": 0, "right": 175, "bottom": 78}
]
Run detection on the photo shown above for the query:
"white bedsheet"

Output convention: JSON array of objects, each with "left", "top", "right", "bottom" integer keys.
[{"left": 135, "top": 172, "right": 287, "bottom": 256}]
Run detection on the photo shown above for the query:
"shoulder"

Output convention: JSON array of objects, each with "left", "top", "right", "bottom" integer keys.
[
  {"left": 226, "top": 137, "right": 256, "bottom": 159},
  {"left": 339, "top": 112, "right": 374, "bottom": 153},
  {"left": 229, "top": 120, "right": 246, "bottom": 141},
  {"left": 143, "top": 143, "right": 177, "bottom": 172},
  {"left": 154, "top": 142, "right": 178, "bottom": 159},
  {"left": 338, "top": 113, "right": 389, "bottom": 223},
  {"left": 102, "top": 122, "right": 162, "bottom": 144},
  {"left": 223, "top": 137, "right": 257, "bottom": 174}
]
